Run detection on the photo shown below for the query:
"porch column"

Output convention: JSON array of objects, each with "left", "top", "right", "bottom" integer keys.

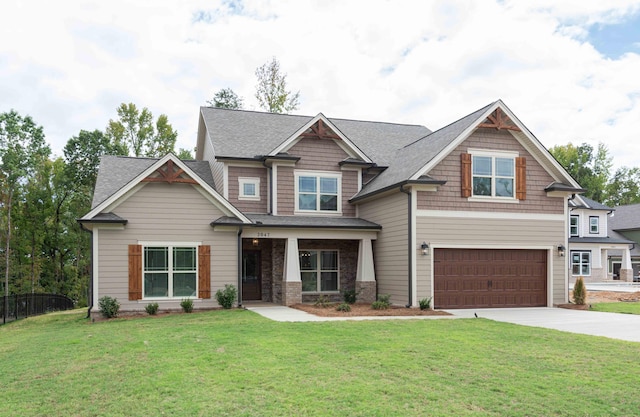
[
  {"left": 282, "top": 237, "right": 302, "bottom": 305},
  {"left": 620, "top": 247, "right": 633, "bottom": 282},
  {"left": 355, "top": 238, "right": 376, "bottom": 303}
]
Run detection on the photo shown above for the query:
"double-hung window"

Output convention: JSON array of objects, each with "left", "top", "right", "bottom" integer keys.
[
  {"left": 299, "top": 250, "right": 339, "bottom": 292},
  {"left": 570, "top": 215, "right": 579, "bottom": 237},
  {"left": 143, "top": 245, "right": 197, "bottom": 298},
  {"left": 589, "top": 216, "right": 599, "bottom": 234},
  {"left": 472, "top": 153, "right": 516, "bottom": 198},
  {"left": 571, "top": 251, "right": 591, "bottom": 276},
  {"left": 295, "top": 172, "right": 341, "bottom": 213}
]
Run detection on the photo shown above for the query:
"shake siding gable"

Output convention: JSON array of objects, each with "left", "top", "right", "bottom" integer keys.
[
  {"left": 418, "top": 129, "right": 562, "bottom": 214},
  {"left": 96, "top": 182, "right": 237, "bottom": 313}
]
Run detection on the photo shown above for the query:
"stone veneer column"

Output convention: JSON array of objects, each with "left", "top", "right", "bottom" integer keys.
[
  {"left": 620, "top": 247, "right": 634, "bottom": 282},
  {"left": 282, "top": 237, "right": 302, "bottom": 305},
  {"left": 355, "top": 238, "right": 376, "bottom": 303}
]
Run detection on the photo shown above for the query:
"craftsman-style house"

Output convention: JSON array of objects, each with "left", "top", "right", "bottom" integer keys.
[{"left": 80, "top": 100, "right": 584, "bottom": 315}]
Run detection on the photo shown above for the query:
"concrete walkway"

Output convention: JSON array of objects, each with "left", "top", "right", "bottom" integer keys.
[{"left": 245, "top": 305, "right": 640, "bottom": 342}]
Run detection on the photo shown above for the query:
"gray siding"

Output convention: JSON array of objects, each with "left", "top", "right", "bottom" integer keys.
[
  {"left": 358, "top": 192, "right": 409, "bottom": 305},
  {"left": 416, "top": 215, "right": 566, "bottom": 305},
  {"left": 96, "top": 182, "right": 237, "bottom": 313}
]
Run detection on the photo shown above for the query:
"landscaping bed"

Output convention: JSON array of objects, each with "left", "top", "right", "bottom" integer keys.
[{"left": 292, "top": 302, "right": 451, "bottom": 317}]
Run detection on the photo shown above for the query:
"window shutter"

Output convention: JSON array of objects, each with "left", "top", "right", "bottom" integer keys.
[
  {"left": 461, "top": 153, "right": 472, "bottom": 197},
  {"left": 516, "top": 157, "right": 526, "bottom": 200},
  {"left": 128, "top": 245, "right": 142, "bottom": 300},
  {"left": 198, "top": 245, "right": 211, "bottom": 299}
]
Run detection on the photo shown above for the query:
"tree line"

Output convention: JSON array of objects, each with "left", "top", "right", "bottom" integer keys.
[{"left": 0, "top": 57, "right": 299, "bottom": 305}]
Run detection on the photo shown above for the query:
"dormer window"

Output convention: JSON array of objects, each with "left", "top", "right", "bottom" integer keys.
[{"left": 295, "top": 171, "right": 341, "bottom": 213}]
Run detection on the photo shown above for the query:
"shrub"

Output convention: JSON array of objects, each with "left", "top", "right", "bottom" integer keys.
[
  {"left": 336, "top": 303, "right": 351, "bottom": 312},
  {"left": 314, "top": 295, "right": 331, "bottom": 308},
  {"left": 573, "top": 276, "right": 587, "bottom": 305},
  {"left": 342, "top": 289, "right": 360, "bottom": 304},
  {"left": 98, "top": 296, "right": 120, "bottom": 319},
  {"left": 145, "top": 302, "right": 159, "bottom": 315},
  {"left": 180, "top": 298, "right": 194, "bottom": 313},
  {"left": 215, "top": 284, "right": 237, "bottom": 309},
  {"left": 371, "top": 294, "right": 391, "bottom": 310},
  {"left": 419, "top": 297, "right": 432, "bottom": 310}
]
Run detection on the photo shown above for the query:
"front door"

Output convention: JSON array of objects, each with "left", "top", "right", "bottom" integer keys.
[{"left": 242, "top": 250, "right": 262, "bottom": 300}]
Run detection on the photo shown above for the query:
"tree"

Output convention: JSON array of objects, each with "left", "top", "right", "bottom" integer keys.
[
  {"left": 207, "top": 88, "right": 244, "bottom": 109},
  {"left": 106, "top": 103, "right": 178, "bottom": 157},
  {"left": 177, "top": 148, "right": 195, "bottom": 160},
  {"left": 605, "top": 167, "right": 640, "bottom": 206},
  {"left": 549, "top": 142, "right": 611, "bottom": 202},
  {"left": 255, "top": 57, "right": 300, "bottom": 113},
  {"left": 0, "top": 110, "right": 50, "bottom": 308}
]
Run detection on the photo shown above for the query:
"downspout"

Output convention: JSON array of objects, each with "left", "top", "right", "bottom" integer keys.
[
  {"left": 79, "top": 222, "right": 93, "bottom": 319},
  {"left": 400, "top": 184, "right": 412, "bottom": 308},
  {"left": 237, "top": 226, "right": 243, "bottom": 308}
]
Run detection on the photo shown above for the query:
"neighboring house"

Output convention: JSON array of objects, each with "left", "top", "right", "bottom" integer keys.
[
  {"left": 606, "top": 203, "right": 640, "bottom": 281},
  {"left": 568, "top": 196, "right": 634, "bottom": 282},
  {"left": 80, "top": 100, "right": 584, "bottom": 316}
]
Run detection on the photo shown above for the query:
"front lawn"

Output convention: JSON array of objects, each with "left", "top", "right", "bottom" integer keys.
[
  {"left": 1, "top": 309, "right": 638, "bottom": 416},
  {"left": 591, "top": 301, "right": 640, "bottom": 315}
]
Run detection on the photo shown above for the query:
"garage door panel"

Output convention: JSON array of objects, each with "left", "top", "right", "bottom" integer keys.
[{"left": 434, "top": 249, "right": 547, "bottom": 309}]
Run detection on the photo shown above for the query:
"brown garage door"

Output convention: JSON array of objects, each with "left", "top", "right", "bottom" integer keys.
[{"left": 434, "top": 249, "right": 547, "bottom": 309}]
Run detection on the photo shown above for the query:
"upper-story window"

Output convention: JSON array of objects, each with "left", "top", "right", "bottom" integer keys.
[
  {"left": 295, "top": 171, "right": 341, "bottom": 213},
  {"left": 239, "top": 177, "right": 260, "bottom": 201},
  {"left": 570, "top": 215, "right": 579, "bottom": 237},
  {"left": 471, "top": 153, "right": 516, "bottom": 199},
  {"left": 589, "top": 216, "right": 599, "bottom": 234}
]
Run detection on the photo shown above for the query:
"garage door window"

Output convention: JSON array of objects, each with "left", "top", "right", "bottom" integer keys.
[{"left": 571, "top": 251, "right": 591, "bottom": 276}]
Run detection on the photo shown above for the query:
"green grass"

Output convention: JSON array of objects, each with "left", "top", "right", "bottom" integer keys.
[
  {"left": 1, "top": 309, "right": 639, "bottom": 416},
  {"left": 591, "top": 301, "right": 640, "bottom": 314}
]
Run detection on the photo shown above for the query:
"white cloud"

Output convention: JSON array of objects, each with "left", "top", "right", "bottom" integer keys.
[{"left": 1, "top": 0, "right": 640, "bottom": 173}]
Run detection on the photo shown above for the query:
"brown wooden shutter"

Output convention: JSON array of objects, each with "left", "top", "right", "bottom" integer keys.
[
  {"left": 516, "top": 157, "right": 526, "bottom": 200},
  {"left": 198, "top": 245, "right": 211, "bottom": 299},
  {"left": 128, "top": 244, "right": 142, "bottom": 300},
  {"left": 461, "top": 153, "right": 472, "bottom": 197}
]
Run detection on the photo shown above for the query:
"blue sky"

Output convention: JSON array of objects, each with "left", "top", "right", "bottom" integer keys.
[{"left": 1, "top": 0, "right": 640, "bottom": 172}]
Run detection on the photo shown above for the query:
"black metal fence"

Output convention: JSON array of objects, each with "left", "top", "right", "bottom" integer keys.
[{"left": 1, "top": 293, "right": 75, "bottom": 324}]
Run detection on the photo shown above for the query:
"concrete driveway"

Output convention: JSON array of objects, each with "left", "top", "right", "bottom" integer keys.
[{"left": 449, "top": 307, "right": 640, "bottom": 342}]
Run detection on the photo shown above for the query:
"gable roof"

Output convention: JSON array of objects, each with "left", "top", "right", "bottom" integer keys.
[
  {"left": 569, "top": 196, "right": 613, "bottom": 211},
  {"left": 609, "top": 203, "right": 640, "bottom": 231},
  {"left": 197, "top": 107, "right": 431, "bottom": 166},
  {"left": 82, "top": 154, "right": 249, "bottom": 223}
]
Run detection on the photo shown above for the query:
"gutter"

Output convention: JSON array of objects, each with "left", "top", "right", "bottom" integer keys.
[
  {"left": 399, "top": 184, "right": 413, "bottom": 308},
  {"left": 237, "top": 227, "right": 243, "bottom": 308}
]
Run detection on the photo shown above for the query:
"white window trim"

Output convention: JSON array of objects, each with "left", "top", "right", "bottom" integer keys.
[
  {"left": 589, "top": 216, "right": 599, "bottom": 234},
  {"left": 570, "top": 215, "right": 580, "bottom": 237},
  {"left": 140, "top": 242, "right": 200, "bottom": 299},
  {"left": 239, "top": 177, "right": 260, "bottom": 201},
  {"left": 299, "top": 249, "right": 340, "bottom": 293},
  {"left": 467, "top": 149, "right": 519, "bottom": 202},
  {"left": 571, "top": 250, "right": 591, "bottom": 276},
  {"left": 294, "top": 170, "right": 342, "bottom": 215}
]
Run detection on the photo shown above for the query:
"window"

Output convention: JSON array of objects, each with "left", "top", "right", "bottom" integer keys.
[
  {"left": 299, "top": 250, "right": 339, "bottom": 292},
  {"left": 570, "top": 215, "right": 579, "bottom": 237},
  {"left": 571, "top": 251, "right": 591, "bottom": 276},
  {"left": 589, "top": 216, "right": 599, "bottom": 234},
  {"left": 239, "top": 177, "right": 260, "bottom": 201},
  {"left": 472, "top": 154, "right": 515, "bottom": 198},
  {"left": 143, "top": 245, "right": 197, "bottom": 298},
  {"left": 295, "top": 172, "right": 341, "bottom": 213}
]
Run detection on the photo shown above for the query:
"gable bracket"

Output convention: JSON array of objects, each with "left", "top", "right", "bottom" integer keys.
[
  {"left": 477, "top": 108, "right": 521, "bottom": 132},
  {"left": 141, "top": 159, "right": 197, "bottom": 184},
  {"left": 300, "top": 119, "right": 341, "bottom": 140}
]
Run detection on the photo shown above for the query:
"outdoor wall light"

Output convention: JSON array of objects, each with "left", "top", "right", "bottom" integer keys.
[
  {"left": 557, "top": 244, "right": 566, "bottom": 257},
  {"left": 421, "top": 242, "right": 429, "bottom": 255},
  {"left": 252, "top": 238, "right": 259, "bottom": 246}
]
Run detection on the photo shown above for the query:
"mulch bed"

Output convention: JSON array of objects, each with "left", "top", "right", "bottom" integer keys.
[{"left": 292, "top": 302, "right": 451, "bottom": 317}]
